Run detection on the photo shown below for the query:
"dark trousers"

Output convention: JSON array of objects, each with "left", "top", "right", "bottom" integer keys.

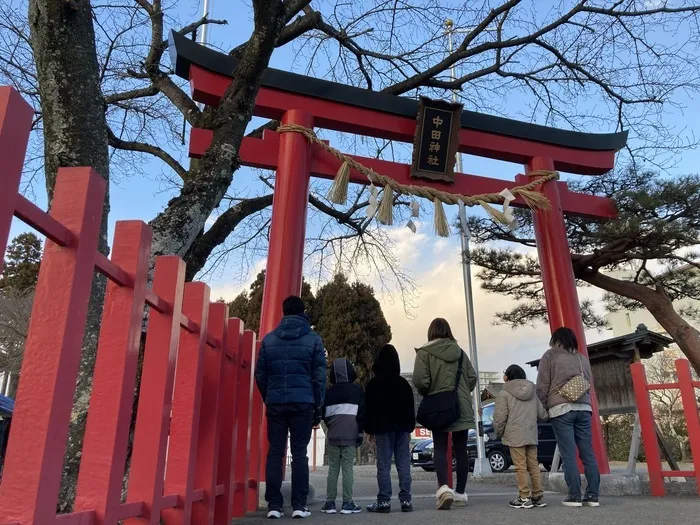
[
  {"left": 265, "top": 404, "right": 313, "bottom": 509},
  {"left": 375, "top": 432, "right": 412, "bottom": 502},
  {"left": 550, "top": 410, "right": 600, "bottom": 498},
  {"left": 433, "top": 430, "right": 469, "bottom": 494}
]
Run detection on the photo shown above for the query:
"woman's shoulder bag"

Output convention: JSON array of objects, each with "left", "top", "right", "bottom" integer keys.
[{"left": 416, "top": 351, "right": 464, "bottom": 431}]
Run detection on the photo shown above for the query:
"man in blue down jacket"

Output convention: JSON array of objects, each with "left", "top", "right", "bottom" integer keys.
[{"left": 255, "top": 296, "right": 327, "bottom": 519}]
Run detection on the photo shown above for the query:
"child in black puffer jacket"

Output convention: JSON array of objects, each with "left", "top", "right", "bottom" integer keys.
[
  {"left": 364, "top": 344, "right": 416, "bottom": 513},
  {"left": 321, "top": 358, "right": 365, "bottom": 515}
]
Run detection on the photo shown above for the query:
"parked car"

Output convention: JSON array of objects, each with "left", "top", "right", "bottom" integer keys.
[
  {"left": 411, "top": 402, "right": 557, "bottom": 473},
  {"left": 468, "top": 402, "right": 557, "bottom": 473}
]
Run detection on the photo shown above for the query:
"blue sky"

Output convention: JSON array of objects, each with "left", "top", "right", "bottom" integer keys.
[{"left": 8, "top": 0, "right": 700, "bottom": 376}]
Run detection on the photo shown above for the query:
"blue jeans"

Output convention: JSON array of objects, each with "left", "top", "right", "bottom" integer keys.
[
  {"left": 375, "top": 432, "right": 412, "bottom": 502},
  {"left": 550, "top": 410, "right": 600, "bottom": 498}
]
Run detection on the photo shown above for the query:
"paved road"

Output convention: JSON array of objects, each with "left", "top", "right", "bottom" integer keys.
[
  {"left": 247, "top": 494, "right": 700, "bottom": 525},
  {"left": 249, "top": 467, "right": 700, "bottom": 525}
]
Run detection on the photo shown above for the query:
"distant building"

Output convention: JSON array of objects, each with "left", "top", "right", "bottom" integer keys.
[
  {"left": 479, "top": 371, "right": 502, "bottom": 387},
  {"left": 481, "top": 382, "right": 504, "bottom": 403}
]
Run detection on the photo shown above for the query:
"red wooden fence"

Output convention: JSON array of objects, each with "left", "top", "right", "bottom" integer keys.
[
  {"left": 631, "top": 358, "right": 700, "bottom": 497},
  {"left": 0, "top": 86, "right": 263, "bottom": 524}
]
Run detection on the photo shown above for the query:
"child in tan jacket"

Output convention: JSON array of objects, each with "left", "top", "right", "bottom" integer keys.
[{"left": 493, "top": 364, "right": 548, "bottom": 509}]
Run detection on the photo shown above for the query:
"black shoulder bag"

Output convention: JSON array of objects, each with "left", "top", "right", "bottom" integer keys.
[{"left": 416, "top": 351, "right": 464, "bottom": 431}]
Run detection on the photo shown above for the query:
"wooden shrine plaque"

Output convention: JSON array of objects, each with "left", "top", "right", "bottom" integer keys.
[{"left": 410, "top": 97, "right": 463, "bottom": 183}]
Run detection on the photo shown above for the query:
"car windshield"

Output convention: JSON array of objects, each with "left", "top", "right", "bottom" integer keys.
[{"left": 482, "top": 404, "right": 494, "bottom": 426}]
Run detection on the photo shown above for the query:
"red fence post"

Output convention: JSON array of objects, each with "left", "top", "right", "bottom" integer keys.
[
  {"left": 676, "top": 359, "right": 700, "bottom": 496},
  {"left": 192, "top": 302, "right": 228, "bottom": 525},
  {"left": 0, "top": 87, "right": 33, "bottom": 266},
  {"left": 232, "top": 330, "right": 256, "bottom": 518},
  {"left": 125, "top": 256, "right": 186, "bottom": 525},
  {"left": 73, "top": 221, "right": 152, "bottom": 523},
  {"left": 522, "top": 159, "right": 609, "bottom": 473},
  {"left": 0, "top": 168, "right": 105, "bottom": 524},
  {"left": 214, "top": 318, "right": 244, "bottom": 525},
  {"left": 247, "top": 338, "right": 263, "bottom": 512},
  {"left": 630, "top": 362, "right": 665, "bottom": 496},
  {"left": 162, "top": 282, "right": 211, "bottom": 525}
]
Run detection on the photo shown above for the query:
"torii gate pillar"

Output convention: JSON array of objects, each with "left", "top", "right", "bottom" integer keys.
[
  {"left": 257, "top": 109, "right": 314, "bottom": 482},
  {"left": 524, "top": 156, "right": 610, "bottom": 473}
]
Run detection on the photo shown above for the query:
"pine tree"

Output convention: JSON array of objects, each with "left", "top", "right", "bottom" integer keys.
[
  {"left": 467, "top": 168, "right": 700, "bottom": 372},
  {"left": 227, "top": 270, "right": 316, "bottom": 334},
  {"left": 0, "top": 233, "right": 42, "bottom": 293},
  {"left": 313, "top": 274, "right": 392, "bottom": 386}
]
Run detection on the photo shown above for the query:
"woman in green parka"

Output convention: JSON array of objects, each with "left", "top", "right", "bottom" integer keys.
[{"left": 413, "top": 318, "right": 477, "bottom": 510}]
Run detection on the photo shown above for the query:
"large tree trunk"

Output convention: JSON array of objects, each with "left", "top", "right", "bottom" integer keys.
[
  {"left": 148, "top": 2, "right": 287, "bottom": 272},
  {"left": 579, "top": 269, "right": 700, "bottom": 374},
  {"left": 28, "top": 0, "right": 110, "bottom": 511}
]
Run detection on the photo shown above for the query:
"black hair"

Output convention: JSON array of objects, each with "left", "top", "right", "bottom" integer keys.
[
  {"left": 428, "top": 318, "right": 456, "bottom": 341},
  {"left": 504, "top": 364, "right": 526, "bottom": 381},
  {"left": 282, "top": 295, "right": 305, "bottom": 316},
  {"left": 372, "top": 344, "right": 401, "bottom": 376},
  {"left": 550, "top": 327, "right": 578, "bottom": 353}
]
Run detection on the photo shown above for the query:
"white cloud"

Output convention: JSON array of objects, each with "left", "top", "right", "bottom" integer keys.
[{"left": 370, "top": 231, "right": 609, "bottom": 381}]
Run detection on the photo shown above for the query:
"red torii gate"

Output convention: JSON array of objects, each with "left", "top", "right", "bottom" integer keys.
[{"left": 173, "top": 32, "right": 625, "bottom": 478}]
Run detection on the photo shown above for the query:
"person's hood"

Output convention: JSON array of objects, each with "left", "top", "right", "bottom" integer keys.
[
  {"left": 330, "top": 358, "right": 357, "bottom": 384},
  {"left": 503, "top": 379, "right": 535, "bottom": 401},
  {"left": 274, "top": 314, "right": 312, "bottom": 340},
  {"left": 415, "top": 338, "right": 461, "bottom": 362},
  {"left": 372, "top": 345, "right": 401, "bottom": 376}
]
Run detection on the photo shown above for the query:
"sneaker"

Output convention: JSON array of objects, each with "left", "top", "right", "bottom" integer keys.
[
  {"left": 321, "top": 501, "right": 337, "bottom": 514},
  {"left": 583, "top": 496, "right": 600, "bottom": 507},
  {"left": 267, "top": 507, "right": 283, "bottom": 519},
  {"left": 531, "top": 496, "right": 547, "bottom": 508},
  {"left": 509, "top": 497, "right": 534, "bottom": 509},
  {"left": 562, "top": 495, "right": 583, "bottom": 507},
  {"left": 453, "top": 492, "right": 469, "bottom": 507},
  {"left": 367, "top": 501, "right": 391, "bottom": 513},
  {"left": 292, "top": 507, "right": 311, "bottom": 519},
  {"left": 436, "top": 485, "right": 454, "bottom": 510},
  {"left": 341, "top": 501, "right": 362, "bottom": 514},
  {"left": 400, "top": 500, "right": 413, "bottom": 513}
]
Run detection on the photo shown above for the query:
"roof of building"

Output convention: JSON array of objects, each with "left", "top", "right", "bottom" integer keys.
[
  {"left": 481, "top": 382, "right": 505, "bottom": 401},
  {"left": 526, "top": 324, "right": 673, "bottom": 368}
]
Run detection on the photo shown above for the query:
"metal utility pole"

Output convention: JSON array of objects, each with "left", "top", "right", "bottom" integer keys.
[{"left": 445, "top": 19, "right": 492, "bottom": 477}]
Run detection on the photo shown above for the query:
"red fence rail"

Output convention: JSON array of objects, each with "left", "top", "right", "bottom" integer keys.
[
  {"left": 630, "top": 358, "right": 700, "bottom": 497},
  {"left": 0, "top": 86, "right": 263, "bottom": 523}
]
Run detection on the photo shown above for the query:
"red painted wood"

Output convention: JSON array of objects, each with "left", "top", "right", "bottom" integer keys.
[
  {"left": 0, "top": 87, "right": 34, "bottom": 268},
  {"left": 630, "top": 362, "right": 665, "bottom": 496},
  {"left": 13, "top": 195, "right": 73, "bottom": 247},
  {"left": 246, "top": 337, "right": 263, "bottom": 512},
  {"left": 256, "top": 110, "right": 314, "bottom": 481},
  {"left": 675, "top": 359, "right": 700, "bottom": 493},
  {"left": 192, "top": 302, "right": 229, "bottom": 525},
  {"left": 73, "top": 221, "right": 152, "bottom": 524},
  {"left": 125, "top": 256, "right": 186, "bottom": 525},
  {"left": 231, "top": 330, "right": 256, "bottom": 518},
  {"left": 190, "top": 129, "right": 617, "bottom": 220},
  {"left": 189, "top": 65, "right": 616, "bottom": 175},
  {"left": 520, "top": 161, "right": 610, "bottom": 474},
  {"left": 115, "top": 502, "right": 145, "bottom": 521},
  {"left": 54, "top": 510, "right": 96, "bottom": 525},
  {"left": 162, "top": 282, "right": 211, "bottom": 525},
  {"left": 0, "top": 168, "right": 105, "bottom": 524},
  {"left": 213, "top": 318, "right": 244, "bottom": 525}
]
